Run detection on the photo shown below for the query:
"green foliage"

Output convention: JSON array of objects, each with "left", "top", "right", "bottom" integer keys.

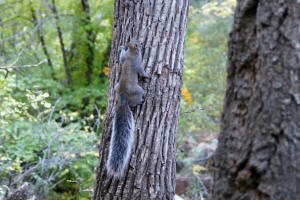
[
  {"left": 0, "top": 76, "right": 98, "bottom": 198},
  {"left": 179, "top": 0, "right": 236, "bottom": 133},
  {"left": 0, "top": 0, "right": 113, "bottom": 198},
  {"left": 0, "top": 0, "right": 113, "bottom": 116},
  {"left": 177, "top": 0, "right": 236, "bottom": 198}
]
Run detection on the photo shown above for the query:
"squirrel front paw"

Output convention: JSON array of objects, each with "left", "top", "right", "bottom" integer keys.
[{"left": 143, "top": 71, "right": 150, "bottom": 78}]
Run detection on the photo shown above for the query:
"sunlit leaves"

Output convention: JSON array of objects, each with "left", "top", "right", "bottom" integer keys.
[
  {"left": 182, "top": 88, "right": 193, "bottom": 107},
  {"left": 193, "top": 165, "right": 207, "bottom": 176},
  {"left": 179, "top": 0, "right": 235, "bottom": 132},
  {"left": 0, "top": 0, "right": 113, "bottom": 198},
  {"left": 202, "top": 0, "right": 236, "bottom": 18}
]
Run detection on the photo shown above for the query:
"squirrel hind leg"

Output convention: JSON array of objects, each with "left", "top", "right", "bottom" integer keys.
[{"left": 128, "top": 89, "right": 145, "bottom": 107}]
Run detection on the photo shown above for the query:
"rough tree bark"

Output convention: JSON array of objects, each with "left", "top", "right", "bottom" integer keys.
[
  {"left": 93, "top": 0, "right": 189, "bottom": 199},
  {"left": 212, "top": 1, "right": 300, "bottom": 199}
]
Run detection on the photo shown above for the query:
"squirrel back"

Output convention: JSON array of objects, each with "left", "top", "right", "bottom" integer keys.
[{"left": 106, "top": 95, "right": 135, "bottom": 178}]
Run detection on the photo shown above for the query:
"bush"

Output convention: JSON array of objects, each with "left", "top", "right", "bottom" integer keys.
[{"left": 0, "top": 78, "right": 99, "bottom": 199}]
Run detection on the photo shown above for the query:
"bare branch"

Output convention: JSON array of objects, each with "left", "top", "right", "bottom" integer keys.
[
  {"left": 12, "top": 163, "right": 41, "bottom": 185},
  {"left": 47, "top": 98, "right": 61, "bottom": 124},
  {"left": 0, "top": 59, "right": 47, "bottom": 70},
  {"left": 0, "top": 14, "right": 72, "bottom": 43}
]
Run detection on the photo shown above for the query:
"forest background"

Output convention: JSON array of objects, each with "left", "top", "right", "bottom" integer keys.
[{"left": 0, "top": 0, "right": 235, "bottom": 199}]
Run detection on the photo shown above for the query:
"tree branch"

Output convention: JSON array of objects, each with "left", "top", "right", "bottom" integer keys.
[{"left": 0, "top": 59, "right": 47, "bottom": 70}]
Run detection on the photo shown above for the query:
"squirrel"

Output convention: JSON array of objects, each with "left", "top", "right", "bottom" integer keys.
[{"left": 106, "top": 40, "right": 149, "bottom": 178}]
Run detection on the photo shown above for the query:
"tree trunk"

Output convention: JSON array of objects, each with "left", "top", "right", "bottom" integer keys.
[
  {"left": 81, "top": 0, "right": 95, "bottom": 85},
  {"left": 93, "top": 0, "right": 189, "bottom": 199},
  {"left": 211, "top": 1, "right": 300, "bottom": 199},
  {"left": 30, "top": 2, "right": 57, "bottom": 80},
  {"left": 50, "top": 0, "right": 72, "bottom": 85}
]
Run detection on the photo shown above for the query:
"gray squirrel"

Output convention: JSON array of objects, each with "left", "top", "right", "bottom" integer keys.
[{"left": 106, "top": 40, "right": 149, "bottom": 178}]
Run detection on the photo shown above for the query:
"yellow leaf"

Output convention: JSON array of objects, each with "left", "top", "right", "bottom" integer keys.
[
  {"left": 102, "top": 67, "right": 109, "bottom": 75},
  {"left": 193, "top": 165, "right": 207, "bottom": 175},
  {"left": 182, "top": 88, "right": 193, "bottom": 107}
]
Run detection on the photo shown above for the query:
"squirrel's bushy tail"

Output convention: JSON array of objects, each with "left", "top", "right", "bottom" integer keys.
[{"left": 106, "top": 95, "right": 135, "bottom": 178}]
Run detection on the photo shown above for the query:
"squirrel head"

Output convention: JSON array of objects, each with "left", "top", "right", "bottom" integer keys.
[{"left": 128, "top": 41, "right": 140, "bottom": 52}]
